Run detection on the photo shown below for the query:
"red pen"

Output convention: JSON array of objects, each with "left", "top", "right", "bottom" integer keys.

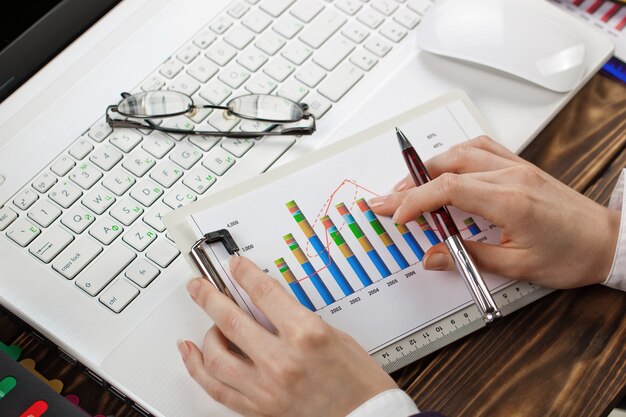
[{"left": 396, "top": 127, "right": 502, "bottom": 325}]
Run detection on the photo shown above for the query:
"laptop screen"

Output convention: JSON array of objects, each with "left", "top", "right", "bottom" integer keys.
[{"left": 0, "top": 0, "right": 121, "bottom": 103}]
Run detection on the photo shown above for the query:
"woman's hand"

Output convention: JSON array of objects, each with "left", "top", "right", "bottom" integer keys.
[
  {"left": 178, "top": 256, "right": 397, "bottom": 417},
  {"left": 370, "top": 136, "right": 620, "bottom": 289}
]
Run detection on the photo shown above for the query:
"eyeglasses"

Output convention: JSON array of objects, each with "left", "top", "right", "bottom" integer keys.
[{"left": 106, "top": 91, "right": 316, "bottom": 138}]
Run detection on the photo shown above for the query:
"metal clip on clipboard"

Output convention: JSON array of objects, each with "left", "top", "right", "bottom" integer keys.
[{"left": 190, "top": 229, "right": 240, "bottom": 300}]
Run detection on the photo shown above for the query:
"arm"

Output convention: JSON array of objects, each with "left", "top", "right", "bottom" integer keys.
[{"left": 604, "top": 169, "right": 626, "bottom": 291}]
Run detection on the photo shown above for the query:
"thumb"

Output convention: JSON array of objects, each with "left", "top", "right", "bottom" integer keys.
[{"left": 422, "top": 240, "right": 517, "bottom": 277}]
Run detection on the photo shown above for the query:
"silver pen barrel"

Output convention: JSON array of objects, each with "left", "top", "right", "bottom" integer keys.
[{"left": 444, "top": 235, "right": 502, "bottom": 325}]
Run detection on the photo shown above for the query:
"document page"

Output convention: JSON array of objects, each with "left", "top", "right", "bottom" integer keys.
[{"left": 183, "top": 93, "right": 512, "bottom": 353}]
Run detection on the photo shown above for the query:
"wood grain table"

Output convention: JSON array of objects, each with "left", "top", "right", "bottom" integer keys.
[{"left": 1, "top": 73, "right": 625, "bottom": 417}]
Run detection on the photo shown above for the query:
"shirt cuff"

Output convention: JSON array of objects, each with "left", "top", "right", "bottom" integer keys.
[
  {"left": 604, "top": 169, "right": 626, "bottom": 291},
  {"left": 346, "top": 389, "right": 419, "bottom": 417}
]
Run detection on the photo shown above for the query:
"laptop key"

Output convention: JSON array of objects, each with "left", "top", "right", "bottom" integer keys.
[
  {"left": 52, "top": 236, "right": 103, "bottom": 279},
  {"left": 142, "top": 132, "right": 175, "bottom": 159},
  {"left": 6, "top": 218, "right": 41, "bottom": 247},
  {"left": 88, "top": 121, "right": 113, "bottom": 143},
  {"left": 110, "top": 198, "right": 144, "bottom": 226},
  {"left": 123, "top": 224, "right": 157, "bottom": 251},
  {"left": 318, "top": 62, "right": 363, "bottom": 102},
  {"left": 28, "top": 225, "right": 74, "bottom": 263},
  {"left": 27, "top": 199, "right": 62, "bottom": 227},
  {"left": 50, "top": 155, "right": 75, "bottom": 177},
  {"left": 159, "top": 59, "right": 184, "bottom": 79},
  {"left": 150, "top": 161, "right": 184, "bottom": 188},
  {"left": 192, "top": 30, "right": 217, "bottom": 49},
  {"left": 146, "top": 239, "right": 180, "bottom": 268},
  {"left": 83, "top": 186, "right": 116, "bottom": 215},
  {"left": 299, "top": 9, "right": 346, "bottom": 48},
  {"left": 109, "top": 130, "right": 142, "bottom": 153},
  {"left": 142, "top": 201, "right": 172, "bottom": 232},
  {"left": 13, "top": 188, "right": 39, "bottom": 210},
  {"left": 364, "top": 35, "right": 392, "bottom": 57},
  {"left": 75, "top": 243, "right": 136, "bottom": 295},
  {"left": 61, "top": 206, "right": 95, "bottom": 234},
  {"left": 203, "top": 148, "right": 236, "bottom": 176},
  {"left": 99, "top": 279, "right": 140, "bottom": 313},
  {"left": 380, "top": 20, "right": 407, "bottom": 43},
  {"left": 183, "top": 166, "right": 217, "bottom": 195},
  {"left": 49, "top": 180, "right": 82, "bottom": 208},
  {"left": 130, "top": 180, "right": 163, "bottom": 207},
  {"left": 102, "top": 168, "right": 136, "bottom": 196},
  {"left": 260, "top": 0, "right": 295, "bottom": 17},
  {"left": 0, "top": 207, "right": 18, "bottom": 231},
  {"left": 89, "top": 216, "right": 124, "bottom": 245},
  {"left": 243, "top": 9, "right": 273, "bottom": 33},
  {"left": 125, "top": 258, "right": 160, "bottom": 288},
  {"left": 123, "top": 150, "right": 156, "bottom": 177},
  {"left": 69, "top": 136, "right": 94, "bottom": 160},
  {"left": 32, "top": 171, "right": 58, "bottom": 194},
  {"left": 170, "top": 141, "right": 203, "bottom": 169},
  {"left": 89, "top": 144, "right": 123, "bottom": 172},
  {"left": 69, "top": 162, "right": 103, "bottom": 190},
  {"left": 163, "top": 186, "right": 197, "bottom": 210}
]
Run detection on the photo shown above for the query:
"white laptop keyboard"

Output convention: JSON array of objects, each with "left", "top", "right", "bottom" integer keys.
[{"left": 0, "top": 0, "right": 432, "bottom": 314}]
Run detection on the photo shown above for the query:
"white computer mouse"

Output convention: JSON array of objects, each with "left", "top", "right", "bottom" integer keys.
[{"left": 417, "top": 0, "right": 586, "bottom": 93}]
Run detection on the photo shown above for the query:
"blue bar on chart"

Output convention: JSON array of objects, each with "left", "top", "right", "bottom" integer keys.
[
  {"left": 286, "top": 201, "right": 354, "bottom": 296},
  {"left": 275, "top": 258, "right": 316, "bottom": 311},
  {"left": 336, "top": 202, "right": 391, "bottom": 278},
  {"left": 321, "top": 215, "right": 373, "bottom": 287},
  {"left": 356, "top": 198, "right": 409, "bottom": 270},
  {"left": 283, "top": 234, "right": 335, "bottom": 305},
  {"left": 395, "top": 223, "right": 424, "bottom": 261},
  {"left": 464, "top": 217, "right": 481, "bottom": 236},
  {"left": 417, "top": 215, "right": 441, "bottom": 245}
]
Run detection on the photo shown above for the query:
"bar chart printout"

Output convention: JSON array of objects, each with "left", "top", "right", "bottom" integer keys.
[
  {"left": 283, "top": 233, "right": 335, "bottom": 305},
  {"left": 395, "top": 223, "right": 425, "bottom": 261},
  {"left": 321, "top": 215, "right": 373, "bottom": 287},
  {"left": 336, "top": 202, "right": 391, "bottom": 278},
  {"left": 275, "top": 258, "right": 316, "bottom": 311},
  {"left": 464, "top": 217, "right": 481, "bottom": 236},
  {"left": 356, "top": 198, "right": 409, "bottom": 269},
  {"left": 286, "top": 200, "right": 354, "bottom": 296},
  {"left": 417, "top": 215, "right": 441, "bottom": 246}
]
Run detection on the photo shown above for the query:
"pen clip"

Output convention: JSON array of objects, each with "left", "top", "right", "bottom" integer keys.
[{"left": 190, "top": 229, "right": 240, "bottom": 299}]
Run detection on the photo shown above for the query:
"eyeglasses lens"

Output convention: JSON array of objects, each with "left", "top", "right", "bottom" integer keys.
[
  {"left": 227, "top": 95, "right": 304, "bottom": 122},
  {"left": 117, "top": 91, "right": 193, "bottom": 118}
]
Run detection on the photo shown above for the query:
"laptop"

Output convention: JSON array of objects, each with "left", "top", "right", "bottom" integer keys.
[{"left": 0, "top": 0, "right": 613, "bottom": 416}]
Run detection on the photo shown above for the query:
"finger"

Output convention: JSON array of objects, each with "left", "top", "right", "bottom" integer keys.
[
  {"left": 187, "top": 278, "right": 277, "bottom": 361},
  {"left": 422, "top": 240, "right": 527, "bottom": 280},
  {"left": 178, "top": 340, "right": 256, "bottom": 415},
  {"left": 372, "top": 174, "right": 509, "bottom": 224},
  {"left": 391, "top": 136, "right": 526, "bottom": 193},
  {"left": 461, "top": 135, "right": 528, "bottom": 164},
  {"left": 425, "top": 144, "right": 518, "bottom": 179},
  {"left": 200, "top": 326, "right": 256, "bottom": 393},
  {"left": 229, "top": 256, "right": 313, "bottom": 333}
]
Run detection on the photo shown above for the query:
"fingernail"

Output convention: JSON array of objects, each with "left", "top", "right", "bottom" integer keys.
[
  {"left": 391, "top": 206, "right": 402, "bottom": 223},
  {"left": 369, "top": 196, "right": 388, "bottom": 208},
  {"left": 229, "top": 255, "right": 241, "bottom": 273},
  {"left": 393, "top": 178, "right": 409, "bottom": 192},
  {"left": 187, "top": 278, "right": 202, "bottom": 299},
  {"left": 423, "top": 253, "right": 450, "bottom": 271},
  {"left": 177, "top": 340, "right": 190, "bottom": 360}
]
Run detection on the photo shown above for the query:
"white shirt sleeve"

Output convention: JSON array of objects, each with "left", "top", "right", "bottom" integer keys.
[
  {"left": 346, "top": 389, "right": 419, "bottom": 417},
  {"left": 604, "top": 168, "right": 626, "bottom": 291}
]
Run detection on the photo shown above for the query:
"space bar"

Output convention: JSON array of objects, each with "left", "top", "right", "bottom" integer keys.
[{"left": 214, "top": 136, "right": 296, "bottom": 192}]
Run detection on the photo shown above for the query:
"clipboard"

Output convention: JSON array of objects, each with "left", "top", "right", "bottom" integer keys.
[{"left": 164, "top": 91, "right": 553, "bottom": 372}]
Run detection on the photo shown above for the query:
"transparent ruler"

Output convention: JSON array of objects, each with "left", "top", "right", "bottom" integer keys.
[{"left": 372, "top": 282, "right": 553, "bottom": 373}]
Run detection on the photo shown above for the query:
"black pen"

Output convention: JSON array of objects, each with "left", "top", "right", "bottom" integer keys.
[{"left": 395, "top": 127, "right": 503, "bottom": 325}]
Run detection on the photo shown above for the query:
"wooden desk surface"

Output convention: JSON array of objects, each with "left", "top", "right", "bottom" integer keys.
[{"left": 1, "top": 74, "right": 625, "bottom": 417}]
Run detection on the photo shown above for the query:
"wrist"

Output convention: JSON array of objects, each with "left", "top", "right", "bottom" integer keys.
[{"left": 594, "top": 207, "right": 621, "bottom": 285}]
